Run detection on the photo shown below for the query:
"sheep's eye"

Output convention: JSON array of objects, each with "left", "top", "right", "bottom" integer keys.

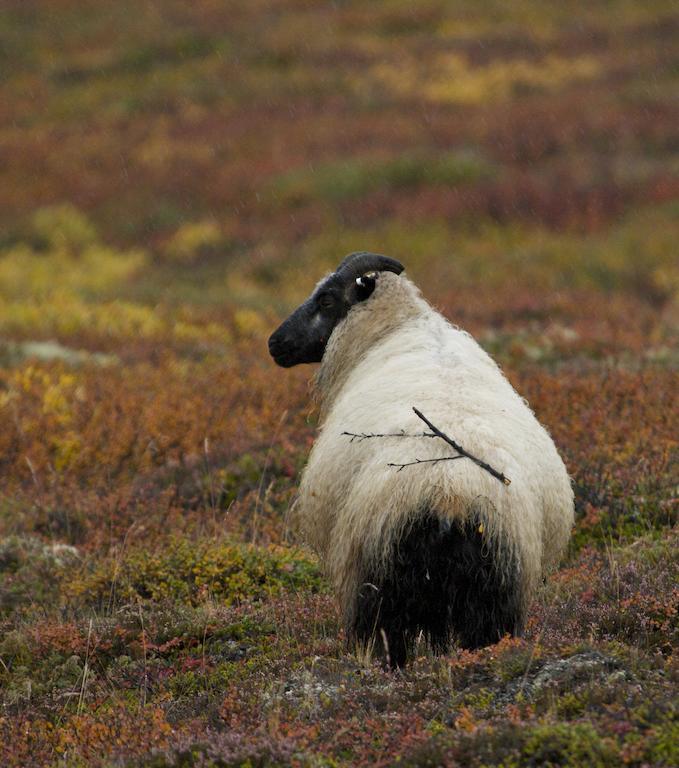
[{"left": 318, "top": 294, "right": 335, "bottom": 310}]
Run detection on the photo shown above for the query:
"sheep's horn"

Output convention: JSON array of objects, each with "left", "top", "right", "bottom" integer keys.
[{"left": 336, "top": 252, "right": 404, "bottom": 280}]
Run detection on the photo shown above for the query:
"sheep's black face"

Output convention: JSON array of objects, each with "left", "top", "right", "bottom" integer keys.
[
  {"left": 268, "top": 252, "right": 404, "bottom": 368},
  {"left": 268, "top": 272, "right": 375, "bottom": 367}
]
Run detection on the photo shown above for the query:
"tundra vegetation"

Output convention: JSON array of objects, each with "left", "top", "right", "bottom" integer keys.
[{"left": 0, "top": 1, "right": 677, "bottom": 766}]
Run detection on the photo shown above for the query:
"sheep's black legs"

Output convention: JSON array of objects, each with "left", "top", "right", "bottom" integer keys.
[{"left": 352, "top": 513, "right": 524, "bottom": 668}]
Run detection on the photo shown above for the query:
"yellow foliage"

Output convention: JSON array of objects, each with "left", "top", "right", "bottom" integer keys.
[
  {"left": 53, "top": 432, "right": 84, "bottom": 471},
  {"left": 65, "top": 538, "right": 324, "bottom": 607},
  {"left": 0, "top": 292, "right": 234, "bottom": 342},
  {"left": 2, "top": 366, "right": 84, "bottom": 470},
  {"left": 30, "top": 204, "right": 98, "bottom": 251},
  {"left": 651, "top": 264, "right": 679, "bottom": 299},
  {"left": 135, "top": 125, "right": 217, "bottom": 170},
  {"left": 162, "top": 219, "right": 224, "bottom": 264},
  {"left": 173, "top": 319, "right": 232, "bottom": 342},
  {"left": 0, "top": 245, "right": 148, "bottom": 297},
  {"left": 370, "top": 53, "right": 601, "bottom": 105},
  {"left": 0, "top": 294, "right": 160, "bottom": 338},
  {"left": 0, "top": 205, "right": 147, "bottom": 304},
  {"left": 0, "top": 208, "right": 236, "bottom": 343},
  {"left": 42, "top": 372, "right": 77, "bottom": 425},
  {"left": 233, "top": 308, "right": 269, "bottom": 338}
]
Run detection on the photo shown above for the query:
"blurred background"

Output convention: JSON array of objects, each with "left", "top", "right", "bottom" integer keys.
[
  {"left": 1, "top": 3, "right": 678, "bottom": 765},
  {"left": 3, "top": 0, "right": 679, "bottom": 313}
]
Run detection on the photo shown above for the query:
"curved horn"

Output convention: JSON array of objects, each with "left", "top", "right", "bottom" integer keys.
[{"left": 335, "top": 251, "right": 404, "bottom": 280}]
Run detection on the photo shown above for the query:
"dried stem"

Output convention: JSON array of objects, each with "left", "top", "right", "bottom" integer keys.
[
  {"left": 341, "top": 430, "right": 435, "bottom": 443},
  {"left": 412, "top": 407, "right": 511, "bottom": 486},
  {"left": 342, "top": 408, "right": 511, "bottom": 486},
  {"left": 388, "top": 456, "right": 464, "bottom": 472}
]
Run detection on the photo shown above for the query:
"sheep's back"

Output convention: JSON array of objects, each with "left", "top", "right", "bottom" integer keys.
[{"left": 295, "top": 314, "right": 574, "bottom": 616}]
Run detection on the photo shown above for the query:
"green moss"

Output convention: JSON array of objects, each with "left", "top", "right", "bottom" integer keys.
[
  {"left": 68, "top": 538, "right": 325, "bottom": 609},
  {"left": 494, "top": 646, "right": 537, "bottom": 683},
  {"left": 0, "top": 629, "right": 31, "bottom": 668},
  {"left": 571, "top": 485, "right": 677, "bottom": 553},
  {"left": 168, "top": 662, "right": 238, "bottom": 699},
  {"left": 269, "top": 149, "right": 495, "bottom": 206},
  {"left": 644, "top": 714, "right": 679, "bottom": 765},
  {"left": 553, "top": 691, "right": 591, "bottom": 718},
  {"left": 460, "top": 687, "right": 496, "bottom": 711},
  {"left": 51, "top": 34, "right": 217, "bottom": 83},
  {"left": 214, "top": 454, "right": 265, "bottom": 508},
  {"left": 405, "top": 719, "right": 624, "bottom": 768},
  {"left": 0, "top": 536, "right": 80, "bottom": 617},
  {"left": 519, "top": 723, "right": 620, "bottom": 767},
  {"left": 49, "top": 654, "right": 85, "bottom": 690}
]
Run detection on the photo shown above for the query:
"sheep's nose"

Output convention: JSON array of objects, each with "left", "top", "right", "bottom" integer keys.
[
  {"left": 268, "top": 331, "right": 285, "bottom": 354},
  {"left": 268, "top": 330, "right": 294, "bottom": 365}
]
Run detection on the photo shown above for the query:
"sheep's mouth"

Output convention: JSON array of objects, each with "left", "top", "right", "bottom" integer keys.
[
  {"left": 268, "top": 338, "right": 297, "bottom": 367},
  {"left": 271, "top": 352, "right": 297, "bottom": 368}
]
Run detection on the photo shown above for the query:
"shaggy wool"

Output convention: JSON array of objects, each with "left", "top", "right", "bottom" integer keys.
[{"left": 292, "top": 272, "right": 574, "bottom": 638}]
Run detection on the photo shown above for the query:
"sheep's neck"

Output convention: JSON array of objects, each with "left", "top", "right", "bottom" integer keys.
[{"left": 314, "top": 276, "right": 424, "bottom": 421}]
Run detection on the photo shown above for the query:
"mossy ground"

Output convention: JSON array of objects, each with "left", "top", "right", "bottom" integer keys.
[{"left": 0, "top": 1, "right": 677, "bottom": 765}]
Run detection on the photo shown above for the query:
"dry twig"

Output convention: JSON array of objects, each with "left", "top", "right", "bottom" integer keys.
[
  {"left": 342, "top": 407, "right": 511, "bottom": 486},
  {"left": 412, "top": 408, "right": 511, "bottom": 486},
  {"left": 388, "top": 456, "right": 464, "bottom": 472}
]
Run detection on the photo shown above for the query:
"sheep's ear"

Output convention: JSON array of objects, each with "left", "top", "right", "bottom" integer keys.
[{"left": 354, "top": 272, "right": 377, "bottom": 302}]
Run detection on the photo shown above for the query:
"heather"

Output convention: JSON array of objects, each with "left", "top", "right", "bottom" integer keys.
[{"left": 0, "top": 1, "right": 677, "bottom": 765}]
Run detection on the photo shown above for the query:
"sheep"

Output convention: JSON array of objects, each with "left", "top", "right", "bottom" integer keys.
[{"left": 268, "top": 252, "right": 574, "bottom": 667}]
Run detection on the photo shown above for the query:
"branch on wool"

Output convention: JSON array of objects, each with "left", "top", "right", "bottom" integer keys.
[
  {"left": 412, "top": 407, "right": 511, "bottom": 486},
  {"left": 342, "top": 408, "right": 511, "bottom": 486},
  {"left": 387, "top": 456, "right": 464, "bottom": 472},
  {"left": 341, "top": 430, "right": 436, "bottom": 443}
]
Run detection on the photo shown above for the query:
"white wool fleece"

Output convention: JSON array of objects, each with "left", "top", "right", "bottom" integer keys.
[{"left": 292, "top": 273, "right": 574, "bottom": 628}]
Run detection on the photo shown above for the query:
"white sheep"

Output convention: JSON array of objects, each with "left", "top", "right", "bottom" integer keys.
[{"left": 269, "top": 252, "right": 574, "bottom": 667}]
